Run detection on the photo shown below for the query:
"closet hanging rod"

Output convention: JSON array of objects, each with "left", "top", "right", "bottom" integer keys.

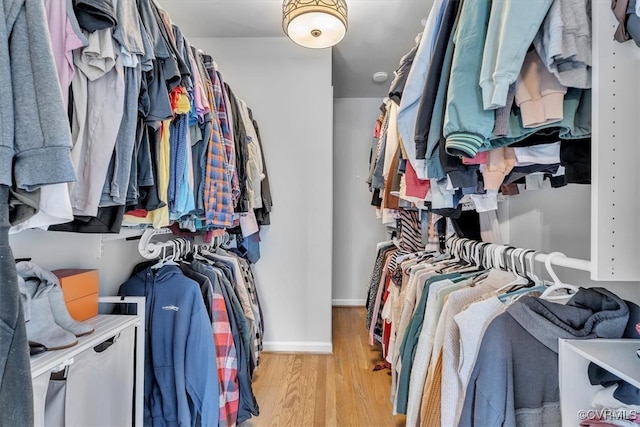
[
  {"left": 532, "top": 253, "right": 591, "bottom": 273},
  {"left": 446, "top": 237, "right": 591, "bottom": 273}
]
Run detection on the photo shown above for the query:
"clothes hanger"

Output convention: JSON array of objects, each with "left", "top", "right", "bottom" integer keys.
[
  {"left": 475, "top": 242, "right": 492, "bottom": 269},
  {"left": 151, "top": 243, "right": 172, "bottom": 270},
  {"left": 434, "top": 238, "right": 466, "bottom": 272},
  {"left": 494, "top": 247, "right": 533, "bottom": 297},
  {"left": 440, "top": 239, "right": 488, "bottom": 274},
  {"left": 512, "top": 248, "right": 536, "bottom": 287},
  {"left": 167, "top": 240, "right": 180, "bottom": 265},
  {"left": 525, "top": 250, "right": 545, "bottom": 286},
  {"left": 497, "top": 249, "right": 543, "bottom": 301},
  {"left": 540, "top": 252, "right": 580, "bottom": 301}
]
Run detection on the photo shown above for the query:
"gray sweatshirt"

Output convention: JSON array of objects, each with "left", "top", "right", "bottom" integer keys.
[
  {"left": 459, "top": 287, "right": 629, "bottom": 427},
  {"left": 1, "top": 0, "right": 76, "bottom": 191}
]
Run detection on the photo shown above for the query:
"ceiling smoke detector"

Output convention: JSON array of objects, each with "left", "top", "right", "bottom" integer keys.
[{"left": 372, "top": 72, "right": 388, "bottom": 83}]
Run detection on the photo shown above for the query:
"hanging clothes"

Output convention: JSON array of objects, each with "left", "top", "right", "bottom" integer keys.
[
  {"left": 13, "top": 0, "right": 274, "bottom": 240},
  {"left": 178, "top": 264, "right": 239, "bottom": 427},
  {"left": 118, "top": 265, "right": 220, "bottom": 426},
  {"left": 459, "top": 288, "right": 629, "bottom": 427},
  {"left": 185, "top": 258, "right": 260, "bottom": 424},
  {"left": 0, "top": 186, "right": 33, "bottom": 427}
]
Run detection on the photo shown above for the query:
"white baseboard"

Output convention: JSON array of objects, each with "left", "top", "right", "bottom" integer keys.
[
  {"left": 332, "top": 298, "right": 366, "bottom": 307},
  {"left": 262, "top": 341, "right": 333, "bottom": 354}
]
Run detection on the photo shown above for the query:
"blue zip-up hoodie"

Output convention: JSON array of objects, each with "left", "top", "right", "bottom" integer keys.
[{"left": 119, "top": 265, "right": 219, "bottom": 426}]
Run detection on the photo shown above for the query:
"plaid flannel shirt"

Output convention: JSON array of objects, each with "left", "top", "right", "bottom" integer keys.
[
  {"left": 211, "top": 291, "right": 240, "bottom": 427},
  {"left": 212, "top": 69, "right": 240, "bottom": 204},
  {"left": 203, "top": 75, "right": 234, "bottom": 227}
]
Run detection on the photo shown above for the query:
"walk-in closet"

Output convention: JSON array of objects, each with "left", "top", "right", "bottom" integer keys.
[{"left": 1, "top": 0, "right": 639, "bottom": 426}]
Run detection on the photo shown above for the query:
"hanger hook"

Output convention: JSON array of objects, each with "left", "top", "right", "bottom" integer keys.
[{"left": 544, "top": 252, "right": 567, "bottom": 285}]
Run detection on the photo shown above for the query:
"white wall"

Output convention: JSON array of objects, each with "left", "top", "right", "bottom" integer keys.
[
  {"left": 189, "top": 37, "right": 334, "bottom": 353},
  {"left": 9, "top": 230, "right": 144, "bottom": 298},
  {"left": 332, "top": 98, "right": 388, "bottom": 306},
  {"left": 503, "top": 185, "right": 640, "bottom": 304}
]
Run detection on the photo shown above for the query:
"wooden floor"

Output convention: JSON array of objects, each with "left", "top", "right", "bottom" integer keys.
[{"left": 240, "top": 307, "right": 405, "bottom": 427}]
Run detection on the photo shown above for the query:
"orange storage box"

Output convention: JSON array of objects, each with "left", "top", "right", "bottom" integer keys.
[{"left": 52, "top": 269, "right": 99, "bottom": 321}]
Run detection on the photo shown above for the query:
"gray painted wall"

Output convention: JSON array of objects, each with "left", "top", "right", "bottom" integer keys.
[{"left": 332, "top": 98, "right": 388, "bottom": 306}]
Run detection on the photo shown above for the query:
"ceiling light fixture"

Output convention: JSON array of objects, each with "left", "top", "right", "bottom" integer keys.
[{"left": 282, "top": 0, "right": 348, "bottom": 49}]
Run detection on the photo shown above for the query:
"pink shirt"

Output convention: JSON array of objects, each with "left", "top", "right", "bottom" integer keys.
[
  {"left": 45, "top": 0, "right": 87, "bottom": 109},
  {"left": 405, "top": 160, "right": 430, "bottom": 199},
  {"left": 462, "top": 151, "right": 488, "bottom": 165}
]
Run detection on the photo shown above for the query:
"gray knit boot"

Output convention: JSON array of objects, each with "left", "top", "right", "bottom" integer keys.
[
  {"left": 47, "top": 284, "right": 94, "bottom": 337},
  {"left": 16, "top": 261, "right": 94, "bottom": 337},
  {"left": 18, "top": 277, "right": 77, "bottom": 350}
]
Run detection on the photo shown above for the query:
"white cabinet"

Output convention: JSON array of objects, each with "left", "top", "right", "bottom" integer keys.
[
  {"left": 30, "top": 297, "right": 145, "bottom": 426},
  {"left": 559, "top": 339, "right": 640, "bottom": 426}
]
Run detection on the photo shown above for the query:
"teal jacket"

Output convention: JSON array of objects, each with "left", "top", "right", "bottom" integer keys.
[{"left": 443, "top": 0, "right": 558, "bottom": 159}]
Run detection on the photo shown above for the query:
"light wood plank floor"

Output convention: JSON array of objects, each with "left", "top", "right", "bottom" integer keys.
[{"left": 241, "top": 307, "right": 406, "bottom": 427}]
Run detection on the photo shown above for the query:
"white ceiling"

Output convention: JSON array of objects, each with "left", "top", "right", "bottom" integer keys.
[{"left": 156, "top": 0, "right": 433, "bottom": 98}]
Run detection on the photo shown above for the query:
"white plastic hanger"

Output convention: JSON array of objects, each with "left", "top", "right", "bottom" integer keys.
[
  {"left": 540, "top": 252, "right": 579, "bottom": 301},
  {"left": 151, "top": 240, "right": 180, "bottom": 269},
  {"left": 494, "top": 248, "right": 530, "bottom": 297},
  {"left": 525, "top": 250, "right": 545, "bottom": 286}
]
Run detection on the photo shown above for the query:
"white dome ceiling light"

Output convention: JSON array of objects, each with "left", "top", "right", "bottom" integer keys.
[{"left": 283, "top": 0, "right": 348, "bottom": 49}]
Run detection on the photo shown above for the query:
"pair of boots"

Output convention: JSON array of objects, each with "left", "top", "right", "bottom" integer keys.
[{"left": 17, "top": 262, "right": 94, "bottom": 351}]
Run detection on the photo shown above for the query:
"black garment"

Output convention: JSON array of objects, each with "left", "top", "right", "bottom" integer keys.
[
  {"left": 128, "top": 125, "right": 164, "bottom": 212},
  {"left": 225, "top": 83, "right": 250, "bottom": 213},
  {"left": 249, "top": 110, "right": 272, "bottom": 226},
  {"left": 504, "top": 164, "right": 560, "bottom": 185},
  {"left": 179, "top": 264, "right": 214, "bottom": 323},
  {"left": 547, "top": 174, "right": 568, "bottom": 188},
  {"left": 432, "top": 202, "right": 464, "bottom": 220},
  {"left": 415, "top": 0, "right": 462, "bottom": 160},
  {"left": 0, "top": 185, "right": 34, "bottom": 427},
  {"left": 560, "top": 138, "right": 591, "bottom": 184},
  {"left": 371, "top": 189, "right": 383, "bottom": 208},
  {"left": 508, "top": 128, "right": 561, "bottom": 147},
  {"left": 49, "top": 205, "right": 125, "bottom": 233},
  {"left": 588, "top": 363, "right": 640, "bottom": 405},
  {"left": 73, "top": 0, "right": 117, "bottom": 32},
  {"left": 440, "top": 143, "right": 480, "bottom": 189},
  {"left": 451, "top": 208, "right": 482, "bottom": 241}
]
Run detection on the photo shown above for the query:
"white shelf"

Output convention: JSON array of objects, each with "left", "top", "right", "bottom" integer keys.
[
  {"left": 100, "top": 228, "right": 146, "bottom": 242},
  {"left": 559, "top": 339, "right": 640, "bottom": 427},
  {"left": 562, "top": 339, "right": 640, "bottom": 388},
  {"left": 30, "top": 314, "right": 140, "bottom": 379}
]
